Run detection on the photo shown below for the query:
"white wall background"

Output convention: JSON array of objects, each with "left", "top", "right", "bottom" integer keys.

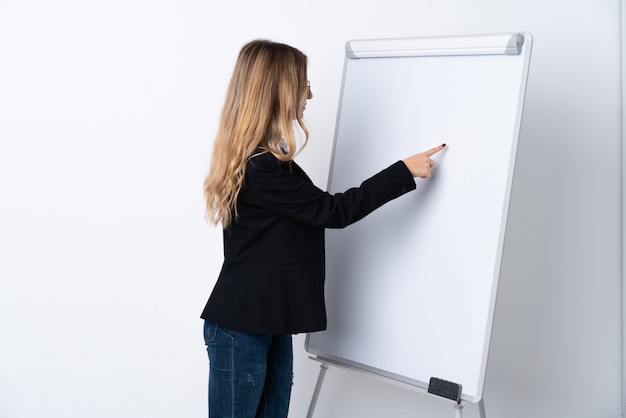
[{"left": 0, "top": 1, "right": 621, "bottom": 418}]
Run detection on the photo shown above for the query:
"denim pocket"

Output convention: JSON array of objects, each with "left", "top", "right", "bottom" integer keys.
[
  {"left": 204, "top": 321, "right": 218, "bottom": 344},
  {"left": 216, "top": 324, "right": 236, "bottom": 340}
]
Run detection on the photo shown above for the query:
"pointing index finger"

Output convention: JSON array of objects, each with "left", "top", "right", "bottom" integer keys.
[{"left": 425, "top": 143, "right": 447, "bottom": 157}]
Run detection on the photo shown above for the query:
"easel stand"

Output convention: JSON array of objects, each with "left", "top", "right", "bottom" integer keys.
[
  {"left": 453, "top": 402, "right": 464, "bottom": 418},
  {"left": 306, "top": 362, "right": 329, "bottom": 418},
  {"left": 306, "top": 357, "right": 486, "bottom": 418}
]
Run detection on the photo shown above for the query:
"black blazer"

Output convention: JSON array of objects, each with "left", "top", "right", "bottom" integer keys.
[{"left": 201, "top": 151, "right": 416, "bottom": 334}]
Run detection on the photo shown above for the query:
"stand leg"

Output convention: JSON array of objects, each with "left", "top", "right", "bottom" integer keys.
[
  {"left": 478, "top": 399, "right": 486, "bottom": 418},
  {"left": 453, "top": 401, "right": 464, "bottom": 418},
  {"left": 306, "top": 362, "right": 329, "bottom": 418}
]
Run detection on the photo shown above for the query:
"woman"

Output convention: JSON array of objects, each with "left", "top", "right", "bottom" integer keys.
[{"left": 201, "top": 39, "right": 445, "bottom": 418}]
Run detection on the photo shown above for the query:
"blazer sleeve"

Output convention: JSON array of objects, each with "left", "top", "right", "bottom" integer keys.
[{"left": 244, "top": 153, "right": 417, "bottom": 228}]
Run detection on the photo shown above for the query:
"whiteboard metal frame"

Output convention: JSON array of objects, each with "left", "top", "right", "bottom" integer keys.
[
  {"left": 306, "top": 31, "right": 533, "bottom": 410},
  {"left": 622, "top": 0, "right": 626, "bottom": 416},
  {"left": 346, "top": 33, "right": 524, "bottom": 58},
  {"left": 306, "top": 356, "right": 486, "bottom": 418}
]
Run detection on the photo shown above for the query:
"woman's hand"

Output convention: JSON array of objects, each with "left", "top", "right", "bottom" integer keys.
[{"left": 402, "top": 144, "right": 446, "bottom": 178}]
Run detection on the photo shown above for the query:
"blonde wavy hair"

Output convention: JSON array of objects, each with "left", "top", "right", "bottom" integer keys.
[{"left": 203, "top": 40, "right": 310, "bottom": 227}]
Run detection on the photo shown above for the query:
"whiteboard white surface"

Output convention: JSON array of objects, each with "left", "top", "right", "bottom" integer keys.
[{"left": 305, "top": 33, "right": 532, "bottom": 403}]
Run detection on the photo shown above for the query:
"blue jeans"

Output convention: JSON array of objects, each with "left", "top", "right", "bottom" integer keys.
[{"left": 204, "top": 321, "right": 293, "bottom": 418}]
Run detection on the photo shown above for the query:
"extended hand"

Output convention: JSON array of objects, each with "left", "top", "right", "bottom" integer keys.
[{"left": 402, "top": 144, "right": 446, "bottom": 178}]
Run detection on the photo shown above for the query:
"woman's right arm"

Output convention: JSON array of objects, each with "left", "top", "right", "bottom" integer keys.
[{"left": 244, "top": 152, "right": 418, "bottom": 229}]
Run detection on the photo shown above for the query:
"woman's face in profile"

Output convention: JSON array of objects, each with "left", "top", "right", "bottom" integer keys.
[{"left": 299, "top": 80, "right": 313, "bottom": 119}]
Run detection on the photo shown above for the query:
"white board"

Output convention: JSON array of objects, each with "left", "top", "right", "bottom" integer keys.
[{"left": 305, "top": 33, "right": 532, "bottom": 403}]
